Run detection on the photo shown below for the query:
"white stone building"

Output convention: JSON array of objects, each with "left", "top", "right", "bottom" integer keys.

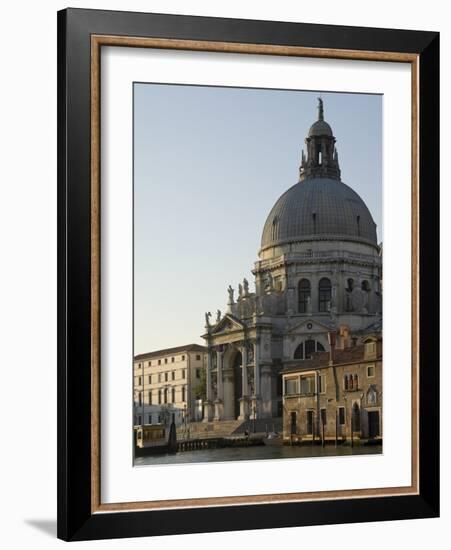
[
  {"left": 133, "top": 344, "right": 207, "bottom": 427},
  {"left": 201, "top": 99, "right": 382, "bottom": 422}
]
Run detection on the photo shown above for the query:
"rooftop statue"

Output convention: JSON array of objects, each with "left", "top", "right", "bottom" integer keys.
[
  {"left": 227, "top": 285, "right": 235, "bottom": 304},
  {"left": 205, "top": 311, "right": 212, "bottom": 327},
  {"left": 243, "top": 278, "right": 249, "bottom": 296}
]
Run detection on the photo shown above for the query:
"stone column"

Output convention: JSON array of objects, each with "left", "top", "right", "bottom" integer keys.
[
  {"left": 216, "top": 349, "right": 224, "bottom": 400},
  {"left": 260, "top": 364, "right": 273, "bottom": 418},
  {"left": 203, "top": 349, "right": 213, "bottom": 422},
  {"left": 214, "top": 349, "right": 224, "bottom": 421},
  {"left": 331, "top": 281, "right": 338, "bottom": 314},
  {"left": 206, "top": 350, "right": 212, "bottom": 401},
  {"left": 253, "top": 340, "right": 260, "bottom": 396},
  {"left": 286, "top": 287, "right": 295, "bottom": 316},
  {"left": 223, "top": 368, "right": 235, "bottom": 420},
  {"left": 238, "top": 343, "right": 250, "bottom": 420},
  {"left": 311, "top": 275, "right": 318, "bottom": 314},
  {"left": 251, "top": 339, "right": 261, "bottom": 419},
  {"left": 241, "top": 344, "right": 248, "bottom": 396}
]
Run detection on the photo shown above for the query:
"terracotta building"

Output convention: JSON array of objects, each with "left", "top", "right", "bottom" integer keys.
[{"left": 282, "top": 328, "right": 382, "bottom": 444}]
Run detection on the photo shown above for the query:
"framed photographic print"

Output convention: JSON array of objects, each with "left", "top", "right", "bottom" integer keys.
[{"left": 57, "top": 8, "right": 439, "bottom": 541}]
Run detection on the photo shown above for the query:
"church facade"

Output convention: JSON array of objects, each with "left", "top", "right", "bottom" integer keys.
[{"left": 201, "top": 99, "right": 382, "bottom": 422}]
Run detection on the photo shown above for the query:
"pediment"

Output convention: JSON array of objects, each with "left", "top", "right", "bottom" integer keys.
[
  {"left": 287, "top": 318, "right": 334, "bottom": 335},
  {"left": 211, "top": 314, "right": 245, "bottom": 334}
]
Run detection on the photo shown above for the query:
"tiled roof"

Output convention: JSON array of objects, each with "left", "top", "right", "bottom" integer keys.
[
  {"left": 282, "top": 344, "right": 382, "bottom": 374},
  {"left": 134, "top": 344, "right": 207, "bottom": 361}
]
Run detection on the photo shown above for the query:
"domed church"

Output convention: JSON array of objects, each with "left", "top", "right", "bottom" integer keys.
[{"left": 202, "top": 99, "right": 382, "bottom": 423}]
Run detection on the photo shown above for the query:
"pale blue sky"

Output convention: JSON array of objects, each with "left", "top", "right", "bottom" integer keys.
[{"left": 134, "top": 84, "right": 382, "bottom": 354}]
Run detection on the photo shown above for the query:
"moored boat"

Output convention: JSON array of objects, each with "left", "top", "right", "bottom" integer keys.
[{"left": 262, "top": 432, "right": 283, "bottom": 446}]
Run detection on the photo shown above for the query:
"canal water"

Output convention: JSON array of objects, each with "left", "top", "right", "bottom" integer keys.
[{"left": 135, "top": 444, "right": 382, "bottom": 466}]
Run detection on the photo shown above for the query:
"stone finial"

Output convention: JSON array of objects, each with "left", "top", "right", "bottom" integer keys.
[
  {"left": 317, "top": 97, "right": 324, "bottom": 120},
  {"left": 216, "top": 309, "right": 221, "bottom": 323}
]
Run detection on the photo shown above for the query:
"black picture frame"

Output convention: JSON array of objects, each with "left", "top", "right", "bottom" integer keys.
[{"left": 57, "top": 7, "right": 439, "bottom": 541}]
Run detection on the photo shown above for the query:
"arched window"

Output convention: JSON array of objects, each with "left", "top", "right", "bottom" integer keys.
[
  {"left": 349, "top": 375, "right": 354, "bottom": 390},
  {"left": 305, "top": 339, "right": 316, "bottom": 359},
  {"left": 182, "top": 385, "right": 186, "bottom": 402},
  {"left": 354, "top": 374, "right": 359, "bottom": 389},
  {"left": 158, "top": 389, "right": 162, "bottom": 405},
  {"left": 298, "top": 279, "right": 311, "bottom": 313},
  {"left": 344, "top": 375, "right": 349, "bottom": 390},
  {"left": 347, "top": 278, "right": 354, "bottom": 291},
  {"left": 318, "top": 278, "right": 332, "bottom": 312},
  {"left": 271, "top": 216, "right": 279, "bottom": 241},
  {"left": 361, "top": 280, "right": 370, "bottom": 292},
  {"left": 163, "top": 388, "right": 168, "bottom": 404},
  {"left": 294, "top": 340, "right": 325, "bottom": 360},
  {"left": 294, "top": 343, "right": 304, "bottom": 360},
  {"left": 171, "top": 387, "right": 176, "bottom": 403}
]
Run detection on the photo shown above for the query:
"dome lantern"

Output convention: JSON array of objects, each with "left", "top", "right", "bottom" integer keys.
[{"left": 300, "top": 98, "right": 341, "bottom": 182}]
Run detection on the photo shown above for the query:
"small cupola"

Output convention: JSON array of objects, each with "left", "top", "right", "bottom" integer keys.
[{"left": 299, "top": 98, "right": 341, "bottom": 182}]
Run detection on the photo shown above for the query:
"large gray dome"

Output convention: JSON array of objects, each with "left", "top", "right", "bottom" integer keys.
[{"left": 261, "top": 178, "right": 377, "bottom": 251}]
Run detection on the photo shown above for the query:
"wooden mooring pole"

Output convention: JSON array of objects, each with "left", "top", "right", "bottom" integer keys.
[{"left": 335, "top": 409, "right": 338, "bottom": 448}]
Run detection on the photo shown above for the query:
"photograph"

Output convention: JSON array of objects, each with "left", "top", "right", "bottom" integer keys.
[
  {"left": 132, "top": 85, "right": 383, "bottom": 466},
  {"left": 54, "top": 5, "right": 440, "bottom": 542}
]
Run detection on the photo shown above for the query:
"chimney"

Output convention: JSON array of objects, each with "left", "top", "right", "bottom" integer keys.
[
  {"left": 339, "top": 325, "right": 350, "bottom": 349},
  {"left": 328, "top": 331, "right": 337, "bottom": 365}
]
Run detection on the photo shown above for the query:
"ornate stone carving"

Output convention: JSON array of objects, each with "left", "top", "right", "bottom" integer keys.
[
  {"left": 238, "top": 283, "right": 243, "bottom": 300},
  {"left": 351, "top": 289, "right": 365, "bottom": 312},
  {"left": 243, "top": 277, "right": 250, "bottom": 296},
  {"left": 247, "top": 342, "right": 254, "bottom": 364},
  {"left": 263, "top": 272, "right": 274, "bottom": 293},
  {"left": 227, "top": 285, "right": 235, "bottom": 304},
  {"left": 205, "top": 311, "right": 212, "bottom": 328}
]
